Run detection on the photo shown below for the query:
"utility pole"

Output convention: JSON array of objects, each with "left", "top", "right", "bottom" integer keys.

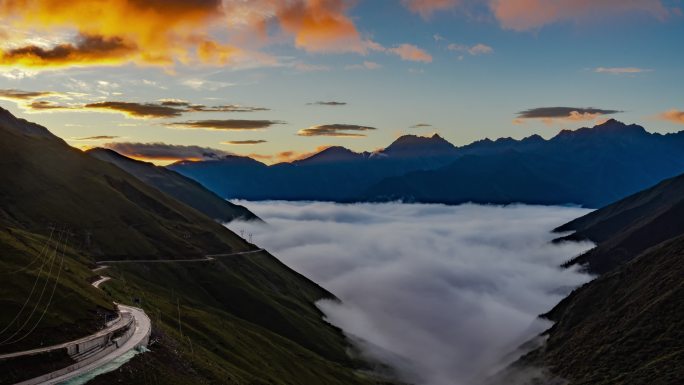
[
  {"left": 187, "top": 336, "right": 194, "bottom": 354},
  {"left": 176, "top": 298, "right": 183, "bottom": 338},
  {"left": 240, "top": 229, "right": 245, "bottom": 238},
  {"left": 248, "top": 233, "right": 253, "bottom": 244}
]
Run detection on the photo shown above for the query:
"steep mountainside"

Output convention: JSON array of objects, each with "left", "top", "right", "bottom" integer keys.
[
  {"left": 554, "top": 172, "right": 684, "bottom": 274},
  {"left": 0, "top": 108, "right": 386, "bottom": 384},
  {"left": 171, "top": 120, "right": 684, "bottom": 208},
  {"left": 0, "top": 108, "right": 247, "bottom": 260},
  {"left": 495, "top": 169, "right": 684, "bottom": 384},
  {"left": 87, "top": 148, "right": 259, "bottom": 223},
  {"left": 509, "top": 234, "right": 684, "bottom": 385}
]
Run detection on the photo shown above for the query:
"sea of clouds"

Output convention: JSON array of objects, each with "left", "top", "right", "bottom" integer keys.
[{"left": 227, "top": 201, "right": 594, "bottom": 385}]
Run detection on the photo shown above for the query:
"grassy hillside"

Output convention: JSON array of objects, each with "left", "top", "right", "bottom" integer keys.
[
  {"left": 87, "top": 148, "right": 260, "bottom": 223},
  {"left": 87, "top": 253, "right": 391, "bottom": 385},
  {"left": 515, "top": 235, "right": 684, "bottom": 384},
  {"left": 555, "top": 173, "right": 684, "bottom": 274},
  {"left": 494, "top": 172, "right": 684, "bottom": 384},
  {"left": 0, "top": 110, "right": 247, "bottom": 259},
  {"left": 0, "top": 227, "right": 114, "bottom": 354},
  {"left": 0, "top": 107, "right": 387, "bottom": 384}
]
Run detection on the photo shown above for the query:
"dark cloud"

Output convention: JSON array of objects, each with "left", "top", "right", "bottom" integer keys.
[
  {"left": 0, "top": 89, "right": 56, "bottom": 101},
  {"left": 411, "top": 123, "right": 432, "bottom": 128},
  {"left": 298, "top": 124, "right": 377, "bottom": 137},
  {"left": 103, "top": 142, "right": 230, "bottom": 161},
  {"left": 220, "top": 140, "right": 268, "bottom": 145},
  {"left": 168, "top": 119, "right": 285, "bottom": 130},
  {"left": 308, "top": 101, "right": 348, "bottom": 106},
  {"left": 0, "top": 34, "right": 136, "bottom": 67},
  {"left": 188, "top": 104, "right": 270, "bottom": 113},
  {"left": 82, "top": 100, "right": 269, "bottom": 118},
  {"left": 159, "top": 99, "right": 192, "bottom": 107},
  {"left": 72, "top": 135, "right": 120, "bottom": 141},
  {"left": 0, "top": 92, "right": 270, "bottom": 119},
  {"left": 85, "top": 101, "right": 184, "bottom": 118},
  {"left": 517, "top": 107, "right": 621, "bottom": 119},
  {"left": 27, "top": 100, "right": 71, "bottom": 110},
  {"left": 159, "top": 99, "right": 269, "bottom": 112}
]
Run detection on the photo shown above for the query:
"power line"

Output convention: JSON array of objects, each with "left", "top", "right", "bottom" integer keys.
[
  {"left": 5, "top": 226, "right": 55, "bottom": 275},
  {"left": 0, "top": 227, "right": 62, "bottom": 338},
  {"left": 0, "top": 228, "right": 64, "bottom": 345},
  {"left": 6, "top": 231, "right": 70, "bottom": 346}
]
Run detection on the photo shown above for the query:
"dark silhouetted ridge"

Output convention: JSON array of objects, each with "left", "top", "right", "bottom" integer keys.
[{"left": 87, "top": 147, "right": 260, "bottom": 222}]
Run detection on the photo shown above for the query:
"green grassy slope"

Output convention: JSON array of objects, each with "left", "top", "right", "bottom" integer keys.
[
  {"left": 0, "top": 227, "right": 114, "bottom": 354},
  {"left": 516, "top": 235, "right": 684, "bottom": 385},
  {"left": 494, "top": 174, "right": 684, "bottom": 384},
  {"left": 0, "top": 107, "right": 385, "bottom": 384},
  {"left": 88, "top": 253, "right": 390, "bottom": 385},
  {"left": 87, "top": 148, "right": 260, "bottom": 223},
  {"left": 0, "top": 113, "right": 250, "bottom": 260}
]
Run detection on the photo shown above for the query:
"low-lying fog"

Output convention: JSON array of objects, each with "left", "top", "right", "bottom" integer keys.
[{"left": 227, "top": 201, "right": 594, "bottom": 385}]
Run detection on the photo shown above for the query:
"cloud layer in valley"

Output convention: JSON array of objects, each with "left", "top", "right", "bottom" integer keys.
[{"left": 227, "top": 201, "right": 594, "bottom": 385}]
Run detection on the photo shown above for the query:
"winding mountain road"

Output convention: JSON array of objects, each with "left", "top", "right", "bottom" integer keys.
[
  {"left": 4, "top": 249, "right": 263, "bottom": 383},
  {"left": 95, "top": 248, "right": 265, "bottom": 265},
  {"left": 39, "top": 304, "right": 150, "bottom": 385},
  {"left": 91, "top": 276, "right": 111, "bottom": 289},
  {"left": 0, "top": 310, "right": 130, "bottom": 361}
]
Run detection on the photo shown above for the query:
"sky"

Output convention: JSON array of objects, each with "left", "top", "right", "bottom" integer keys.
[
  {"left": 227, "top": 201, "right": 594, "bottom": 385},
  {"left": 0, "top": 0, "right": 683, "bottom": 164}
]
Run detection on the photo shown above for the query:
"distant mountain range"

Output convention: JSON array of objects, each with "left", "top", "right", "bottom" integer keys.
[{"left": 170, "top": 120, "right": 684, "bottom": 207}]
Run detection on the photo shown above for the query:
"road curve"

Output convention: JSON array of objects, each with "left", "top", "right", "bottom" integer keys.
[
  {"left": 96, "top": 248, "right": 265, "bottom": 265},
  {"left": 6, "top": 249, "right": 263, "bottom": 383},
  {"left": 0, "top": 311, "right": 130, "bottom": 360},
  {"left": 91, "top": 276, "right": 111, "bottom": 289},
  {"left": 40, "top": 305, "right": 151, "bottom": 385}
]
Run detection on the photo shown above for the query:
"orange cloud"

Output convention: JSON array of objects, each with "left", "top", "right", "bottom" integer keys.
[
  {"left": 402, "top": 0, "right": 460, "bottom": 19},
  {"left": 658, "top": 109, "right": 684, "bottom": 124},
  {"left": 276, "top": 0, "right": 364, "bottom": 53},
  {"left": 388, "top": 44, "right": 433, "bottom": 63},
  {"left": 0, "top": 0, "right": 226, "bottom": 67},
  {"left": 490, "top": 0, "right": 670, "bottom": 31},
  {"left": 0, "top": 0, "right": 365, "bottom": 68},
  {"left": 196, "top": 40, "right": 241, "bottom": 66}
]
